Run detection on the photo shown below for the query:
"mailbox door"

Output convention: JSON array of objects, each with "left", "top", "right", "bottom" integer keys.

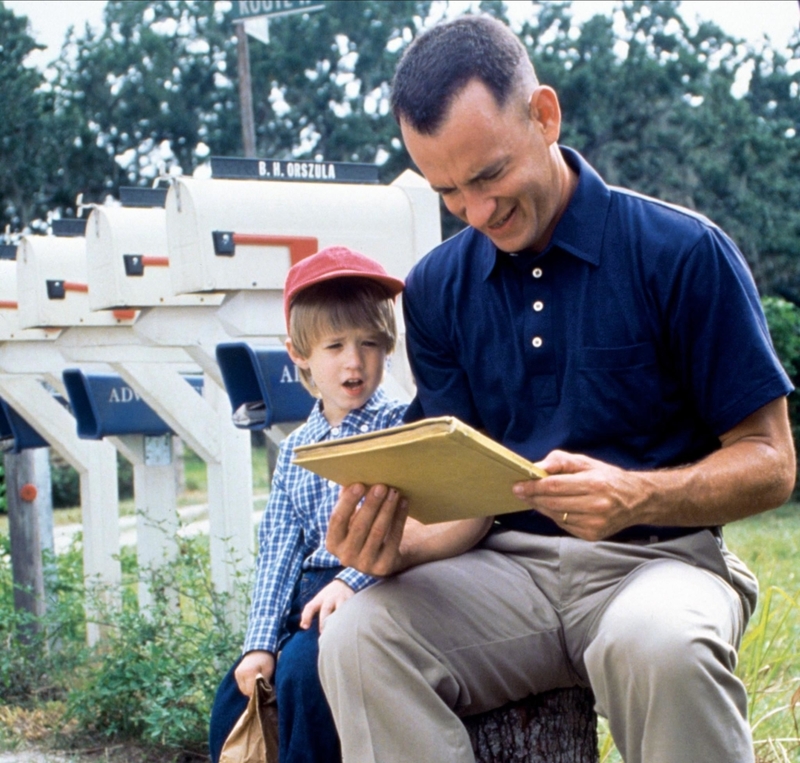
[{"left": 86, "top": 206, "right": 225, "bottom": 310}]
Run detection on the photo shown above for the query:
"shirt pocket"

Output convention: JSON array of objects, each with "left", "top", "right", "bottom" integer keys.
[{"left": 576, "top": 343, "right": 663, "bottom": 437}]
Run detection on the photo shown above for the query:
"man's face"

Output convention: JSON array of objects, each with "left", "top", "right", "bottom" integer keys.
[{"left": 401, "top": 80, "right": 564, "bottom": 254}]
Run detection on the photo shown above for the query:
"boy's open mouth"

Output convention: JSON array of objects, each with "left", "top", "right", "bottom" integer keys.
[{"left": 343, "top": 379, "right": 363, "bottom": 389}]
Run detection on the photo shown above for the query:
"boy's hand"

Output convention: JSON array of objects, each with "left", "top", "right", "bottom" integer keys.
[
  {"left": 299, "top": 579, "right": 354, "bottom": 632},
  {"left": 234, "top": 650, "right": 275, "bottom": 697}
]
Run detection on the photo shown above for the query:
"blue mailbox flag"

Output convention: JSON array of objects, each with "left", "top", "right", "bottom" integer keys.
[
  {"left": 0, "top": 399, "right": 49, "bottom": 453},
  {"left": 215, "top": 343, "right": 314, "bottom": 430},
  {"left": 63, "top": 370, "right": 203, "bottom": 439}
]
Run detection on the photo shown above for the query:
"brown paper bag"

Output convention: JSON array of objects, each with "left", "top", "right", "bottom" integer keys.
[{"left": 219, "top": 675, "right": 279, "bottom": 763}]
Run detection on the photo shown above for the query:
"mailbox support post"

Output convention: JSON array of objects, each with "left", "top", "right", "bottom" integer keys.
[
  {"left": 112, "top": 434, "right": 181, "bottom": 614},
  {"left": 0, "top": 374, "right": 120, "bottom": 646},
  {"left": 5, "top": 449, "right": 46, "bottom": 640},
  {"left": 111, "top": 362, "right": 254, "bottom": 630}
]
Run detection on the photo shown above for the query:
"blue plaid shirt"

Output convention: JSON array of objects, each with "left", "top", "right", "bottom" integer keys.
[{"left": 243, "top": 387, "right": 407, "bottom": 654}]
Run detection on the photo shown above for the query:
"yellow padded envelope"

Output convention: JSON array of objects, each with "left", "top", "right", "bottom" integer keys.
[{"left": 292, "top": 416, "right": 547, "bottom": 524}]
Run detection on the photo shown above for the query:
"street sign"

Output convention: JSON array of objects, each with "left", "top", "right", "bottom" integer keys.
[{"left": 231, "top": 1, "right": 325, "bottom": 21}]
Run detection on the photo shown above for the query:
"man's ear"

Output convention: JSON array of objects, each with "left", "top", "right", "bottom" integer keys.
[
  {"left": 285, "top": 338, "right": 310, "bottom": 370},
  {"left": 528, "top": 86, "right": 561, "bottom": 145}
]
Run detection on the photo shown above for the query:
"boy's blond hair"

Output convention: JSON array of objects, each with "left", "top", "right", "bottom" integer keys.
[{"left": 288, "top": 277, "right": 397, "bottom": 396}]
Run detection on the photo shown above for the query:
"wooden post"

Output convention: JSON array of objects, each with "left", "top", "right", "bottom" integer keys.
[
  {"left": 5, "top": 449, "right": 46, "bottom": 641},
  {"left": 236, "top": 22, "right": 257, "bottom": 158},
  {"left": 111, "top": 434, "right": 180, "bottom": 614},
  {"left": 465, "top": 687, "right": 598, "bottom": 763}
]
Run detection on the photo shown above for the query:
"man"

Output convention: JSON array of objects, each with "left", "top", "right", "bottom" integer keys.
[{"left": 317, "top": 15, "right": 796, "bottom": 763}]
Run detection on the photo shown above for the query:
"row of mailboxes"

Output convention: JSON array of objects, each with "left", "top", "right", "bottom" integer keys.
[
  {"left": 0, "top": 345, "right": 312, "bottom": 451},
  {"left": 8, "top": 161, "right": 439, "bottom": 332}
]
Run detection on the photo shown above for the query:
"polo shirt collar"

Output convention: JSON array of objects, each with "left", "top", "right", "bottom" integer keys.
[
  {"left": 480, "top": 146, "right": 611, "bottom": 280},
  {"left": 546, "top": 147, "right": 609, "bottom": 266},
  {"left": 303, "top": 387, "right": 391, "bottom": 443}
]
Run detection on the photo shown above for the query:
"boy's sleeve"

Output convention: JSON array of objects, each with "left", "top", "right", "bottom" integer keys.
[
  {"left": 335, "top": 568, "right": 378, "bottom": 592},
  {"left": 243, "top": 444, "right": 304, "bottom": 655}
]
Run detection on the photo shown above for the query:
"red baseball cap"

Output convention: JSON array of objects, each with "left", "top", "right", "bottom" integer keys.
[{"left": 284, "top": 245, "right": 405, "bottom": 330}]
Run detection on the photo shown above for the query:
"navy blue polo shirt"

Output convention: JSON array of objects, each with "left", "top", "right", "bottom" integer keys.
[{"left": 402, "top": 147, "right": 792, "bottom": 536}]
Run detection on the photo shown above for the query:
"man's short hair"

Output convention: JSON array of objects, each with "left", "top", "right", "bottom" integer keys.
[
  {"left": 289, "top": 277, "right": 397, "bottom": 396},
  {"left": 391, "top": 14, "right": 535, "bottom": 134}
]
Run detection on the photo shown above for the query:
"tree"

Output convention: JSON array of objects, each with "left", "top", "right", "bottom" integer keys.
[
  {"left": 0, "top": 2, "right": 48, "bottom": 231},
  {"left": 39, "top": 0, "right": 435, "bottom": 207},
  {"left": 516, "top": 0, "right": 800, "bottom": 296}
]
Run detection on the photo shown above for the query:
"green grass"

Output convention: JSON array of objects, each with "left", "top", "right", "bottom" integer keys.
[{"left": 726, "top": 505, "right": 800, "bottom": 762}]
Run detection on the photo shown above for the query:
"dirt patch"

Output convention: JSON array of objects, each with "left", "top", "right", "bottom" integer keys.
[{"left": 1, "top": 704, "right": 207, "bottom": 763}]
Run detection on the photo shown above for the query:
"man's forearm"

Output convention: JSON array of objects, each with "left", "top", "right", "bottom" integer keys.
[
  {"left": 516, "top": 397, "right": 796, "bottom": 541},
  {"left": 634, "top": 429, "right": 795, "bottom": 527},
  {"left": 398, "top": 516, "right": 494, "bottom": 570}
]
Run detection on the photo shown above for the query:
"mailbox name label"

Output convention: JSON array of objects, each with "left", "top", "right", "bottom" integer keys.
[
  {"left": 210, "top": 156, "right": 379, "bottom": 184},
  {"left": 108, "top": 386, "right": 141, "bottom": 403}
]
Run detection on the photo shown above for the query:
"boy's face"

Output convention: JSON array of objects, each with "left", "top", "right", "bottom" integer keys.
[{"left": 288, "top": 326, "right": 387, "bottom": 427}]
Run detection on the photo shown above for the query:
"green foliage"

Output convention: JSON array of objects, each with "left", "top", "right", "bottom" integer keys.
[
  {"left": 726, "top": 507, "right": 800, "bottom": 762},
  {"left": 0, "top": 534, "right": 87, "bottom": 705},
  {"left": 0, "top": 462, "right": 5, "bottom": 515},
  {"left": 65, "top": 534, "right": 245, "bottom": 750},
  {"left": 762, "top": 296, "right": 800, "bottom": 379},
  {"left": 761, "top": 297, "right": 800, "bottom": 464},
  {"left": 49, "top": 451, "right": 134, "bottom": 509},
  {"left": 0, "top": 3, "right": 48, "bottom": 232},
  {"left": 49, "top": 458, "right": 80, "bottom": 509},
  {"left": 1, "top": 527, "right": 245, "bottom": 753}
]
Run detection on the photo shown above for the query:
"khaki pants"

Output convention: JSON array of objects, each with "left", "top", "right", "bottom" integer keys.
[{"left": 318, "top": 528, "right": 758, "bottom": 763}]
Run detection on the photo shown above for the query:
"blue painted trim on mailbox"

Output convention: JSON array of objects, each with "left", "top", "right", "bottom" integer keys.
[
  {"left": 215, "top": 343, "right": 314, "bottom": 429},
  {"left": 63, "top": 370, "right": 203, "bottom": 439},
  {"left": 0, "top": 399, "right": 50, "bottom": 452}
]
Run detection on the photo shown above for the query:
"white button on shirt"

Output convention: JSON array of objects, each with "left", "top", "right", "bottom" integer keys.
[
  {"left": 532, "top": 267, "right": 543, "bottom": 278},
  {"left": 331, "top": 427, "right": 340, "bottom": 436},
  {"left": 359, "top": 424, "right": 370, "bottom": 433},
  {"left": 532, "top": 337, "right": 543, "bottom": 348},
  {"left": 533, "top": 301, "right": 544, "bottom": 312}
]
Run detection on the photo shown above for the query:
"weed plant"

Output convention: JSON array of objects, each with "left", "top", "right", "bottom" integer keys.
[
  {"left": 65, "top": 535, "right": 246, "bottom": 752},
  {"left": 1, "top": 531, "right": 246, "bottom": 756},
  {"left": 0, "top": 534, "right": 87, "bottom": 706}
]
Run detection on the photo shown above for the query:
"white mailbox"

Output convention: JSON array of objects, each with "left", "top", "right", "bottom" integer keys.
[
  {"left": 85, "top": 205, "right": 225, "bottom": 311},
  {"left": 0, "top": 256, "right": 57, "bottom": 342},
  {"left": 165, "top": 164, "right": 440, "bottom": 300},
  {"left": 17, "top": 233, "right": 137, "bottom": 329}
]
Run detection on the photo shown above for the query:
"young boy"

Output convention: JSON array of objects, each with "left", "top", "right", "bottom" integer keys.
[{"left": 209, "top": 245, "right": 407, "bottom": 763}]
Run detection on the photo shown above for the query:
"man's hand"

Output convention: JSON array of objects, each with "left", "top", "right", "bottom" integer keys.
[
  {"left": 326, "top": 483, "right": 494, "bottom": 576},
  {"left": 299, "top": 579, "right": 354, "bottom": 632},
  {"left": 513, "top": 451, "right": 653, "bottom": 541},
  {"left": 326, "top": 483, "right": 409, "bottom": 577},
  {"left": 234, "top": 650, "right": 275, "bottom": 697}
]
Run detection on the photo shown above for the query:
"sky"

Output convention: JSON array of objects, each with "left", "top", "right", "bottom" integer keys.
[{"left": 5, "top": 0, "right": 800, "bottom": 70}]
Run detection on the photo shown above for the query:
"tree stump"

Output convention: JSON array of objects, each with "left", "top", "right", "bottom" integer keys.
[{"left": 464, "top": 687, "right": 598, "bottom": 763}]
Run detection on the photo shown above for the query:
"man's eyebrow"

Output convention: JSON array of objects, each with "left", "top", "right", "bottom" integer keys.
[{"left": 430, "top": 161, "right": 506, "bottom": 194}]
